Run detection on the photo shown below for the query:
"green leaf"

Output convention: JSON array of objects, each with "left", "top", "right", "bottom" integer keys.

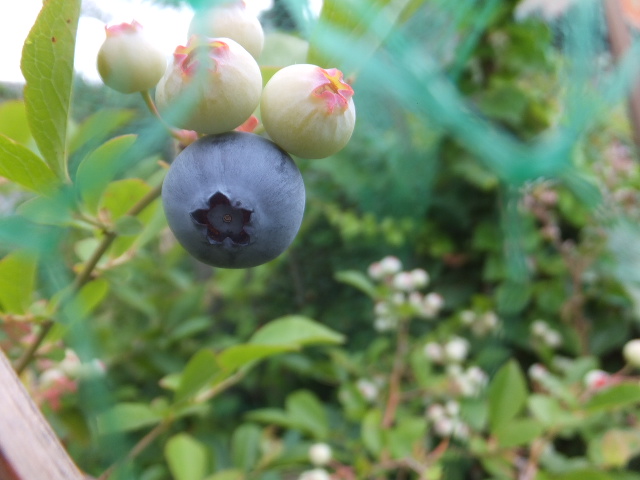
[
  {"left": 494, "top": 418, "right": 544, "bottom": 448},
  {"left": 528, "top": 394, "right": 575, "bottom": 428},
  {"left": 204, "top": 470, "right": 244, "bottom": 480},
  {"left": 75, "top": 135, "right": 138, "bottom": 213},
  {"left": 387, "top": 416, "right": 427, "bottom": 459},
  {"left": 0, "top": 134, "right": 59, "bottom": 194},
  {"left": 99, "top": 178, "right": 151, "bottom": 220},
  {"left": 17, "top": 189, "right": 75, "bottom": 226},
  {"left": 250, "top": 315, "right": 344, "bottom": 347},
  {"left": 0, "top": 250, "right": 37, "bottom": 314},
  {"left": 0, "top": 100, "right": 32, "bottom": 145},
  {"left": 549, "top": 470, "right": 613, "bottom": 480},
  {"left": 586, "top": 383, "right": 640, "bottom": 412},
  {"left": 231, "top": 423, "right": 262, "bottom": 472},
  {"left": 176, "top": 349, "right": 221, "bottom": 402},
  {"left": 361, "top": 409, "right": 385, "bottom": 456},
  {"left": 69, "top": 109, "right": 136, "bottom": 156},
  {"left": 21, "top": 0, "right": 81, "bottom": 180},
  {"left": 68, "top": 278, "right": 109, "bottom": 319},
  {"left": 286, "top": 390, "right": 329, "bottom": 440},
  {"left": 334, "top": 270, "right": 377, "bottom": 298},
  {"left": 165, "top": 433, "right": 209, "bottom": 480},
  {"left": 488, "top": 360, "right": 528, "bottom": 433},
  {"left": 96, "top": 402, "right": 163, "bottom": 434},
  {"left": 217, "top": 344, "right": 295, "bottom": 371},
  {"left": 113, "top": 215, "right": 144, "bottom": 236},
  {"left": 244, "top": 408, "right": 293, "bottom": 427}
]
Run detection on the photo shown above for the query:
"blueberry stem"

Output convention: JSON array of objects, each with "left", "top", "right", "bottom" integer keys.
[
  {"left": 139, "top": 90, "right": 196, "bottom": 145},
  {"left": 13, "top": 184, "right": 163, "bottom": 375}
]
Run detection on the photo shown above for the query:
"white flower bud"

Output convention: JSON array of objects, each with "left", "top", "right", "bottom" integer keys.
[
  {"left": 39, "top": 368, "right": 65, "bottom": 388},
  {"left": 379, "top": 256, "right": 402, "bottom": 275},
  {"left": 356, "top": 379, "right": 379, "bottom": 401},
  {"left": 421, "top": 292, "right": 444, "bottom": 318},
  {"left": 409, "top": 269, "right": 429, "bottom": 288},
  {"left": 623, "top": 339, "right": 640, "bottom": 368},
  {"left": 392, "top": 272, "right": 415, "bottom": 292},
  {"left": 445, "top": 400, "right": 460, "bottom": 417},
  {"left": 424, "top": 342, "right": 444, "bottom": 363},
  {"left": 543, "top": 330, "right": 562, "bottom": 349},
  {"left": 444, "top": 337, "right": 470, "bottom": 363},
  {"left": 528, "top": 363, "right": 547, "bottom": 381},
  {"left": 434, "top": 417, "right": 454, "bottom": 437},
  {"left": 460, "top": 310, "right": 476, "bottom": 325},
  {"left": 426, "top": 403, "right": 446, "bottom": 421},
  {"left": 531, "top": 320, "right": 549, "bottom": 337},
  {"left": 367, "top": 262, "right": 383, "bottom": 280},
  {"left": 298, "top": 468, "right": 331, "bottom": 480},
  {"left": 309, "top": 443, "right": 332, "bottom": 466}
]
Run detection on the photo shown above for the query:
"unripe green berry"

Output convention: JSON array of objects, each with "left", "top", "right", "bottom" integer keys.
[
  {"left": 261, "top": 64, "right": 356, "bottom": 159},
  {"left": 188, "top": 1, "right": 264, "bottom": 59},
  {"left": 155, "top": 36, "right": 262, "bottom": 135},
  {"left": 624, "top": 339, "right": 640, "bottom": 368},
  {"left": 97, "top": 21, "right": 167, "bottom": 94}
]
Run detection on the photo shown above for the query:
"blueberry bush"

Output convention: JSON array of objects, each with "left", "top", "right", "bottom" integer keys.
[{"left": 3, "top": 0, "right": 640, "bottom": 479}]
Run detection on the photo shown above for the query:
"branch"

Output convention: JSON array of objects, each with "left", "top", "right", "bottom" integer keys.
[{"left": 14, "top": 184, "right": 163, "bottom": 374}]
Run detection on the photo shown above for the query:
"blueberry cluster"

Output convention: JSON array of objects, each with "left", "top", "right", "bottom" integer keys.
[{"left": 96, "top": 2, "right": 357, "bottom": 268}]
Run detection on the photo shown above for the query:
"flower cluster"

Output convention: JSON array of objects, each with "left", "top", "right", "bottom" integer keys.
[
  {"left": 530, "top": 319, "right": 563, "bottom": 349},
  {"left": 367, "top": 256, "right": 444, "bottom": 331},
  {"left": 426, "top": 400, "right": 470, "bottom": 440}
]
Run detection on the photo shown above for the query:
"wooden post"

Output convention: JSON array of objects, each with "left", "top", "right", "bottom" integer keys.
[{"left": 0, "top": 349, "right": 90, "bottom": 480}]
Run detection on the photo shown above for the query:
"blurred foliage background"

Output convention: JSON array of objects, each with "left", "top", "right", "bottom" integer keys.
[{"left": 4, "top": 0, "right": 640, "bottom": 479}]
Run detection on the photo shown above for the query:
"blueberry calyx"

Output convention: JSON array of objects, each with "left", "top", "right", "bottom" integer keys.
[{"left": 190, "top": 191, "right": 252, "bottom": 245}]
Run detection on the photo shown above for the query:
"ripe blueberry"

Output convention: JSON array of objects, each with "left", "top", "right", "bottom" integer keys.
[{"left": 162, "top": 132, "right": 305, "bottom": 268}]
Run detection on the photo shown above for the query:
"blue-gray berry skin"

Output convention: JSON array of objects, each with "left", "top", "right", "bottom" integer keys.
[{"left": 162, "top": 131, "right": 305, "bottom": 268}]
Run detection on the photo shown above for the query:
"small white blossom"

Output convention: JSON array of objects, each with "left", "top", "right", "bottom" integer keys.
[
  {"left": 623, "top": 339, "right": 640, "bottom": 368},
  {"left": 356, "top": 378, "right": 379, "bottom": 402},
  {"left": 374, "top": 316, "right": 397, "bottom": 332},
  {"left": 531, "top": 320, "right": 549, "bottom": 337},
  {"left": 424, "top": 342, "right": 444, "bottom": 363},
  {"left": 391, "top": 292, "right": 406, "bottom": 305},
  {"left": 409, "top": 268, "right": 429, "bottom": 288},
  {"left": 444, "top": 337, "right": 470, "bottom": 363},
  {"left": 367, "top": 262, "right": 384, "bottom": 280},
  {"left": 426, "top": 403, "right": 446, "bottom": 421},
  {"left": 309, "top": 443, "right": 332, "bottom": 466},
  {"left": 298, "top": 468, "right": 331, "bottom": 480},
  {"left": 543, "top": 330, "right": 562, "bottom": 349},
  {"left": 59, "top": 349, "right": 81, "bottom": 377},
  {"left": 460, "top": 310, "right": 476, "bottom": 325},
  {"left": 434, "top": 417, "right": 454, "bottom": 437},
  {"left": 445, "top": 400, "right": 460, "bottom": 417},
  {"left": 528, "top": 363, "right": 548, "bottom": 382},
  {"left": 408, "top": 292, "right": 424, "bottom": 309},
  {"left": 374, "top": 301, "right": 390, "bottom": 317},
  {"left": 39, "top": 368, "right": 66, "bottom": 388},
  {"left": 379, "top": 256, "right": 402, "bottom": 275},
  {"left": 392, "top": 272, "right": 415, "bottom": 292},
  {"left": 452, "top": 421, "right": 470, "bottom": 440},
  {"left": 421, "top": 292, "right": 444, "bottom": 319}
]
